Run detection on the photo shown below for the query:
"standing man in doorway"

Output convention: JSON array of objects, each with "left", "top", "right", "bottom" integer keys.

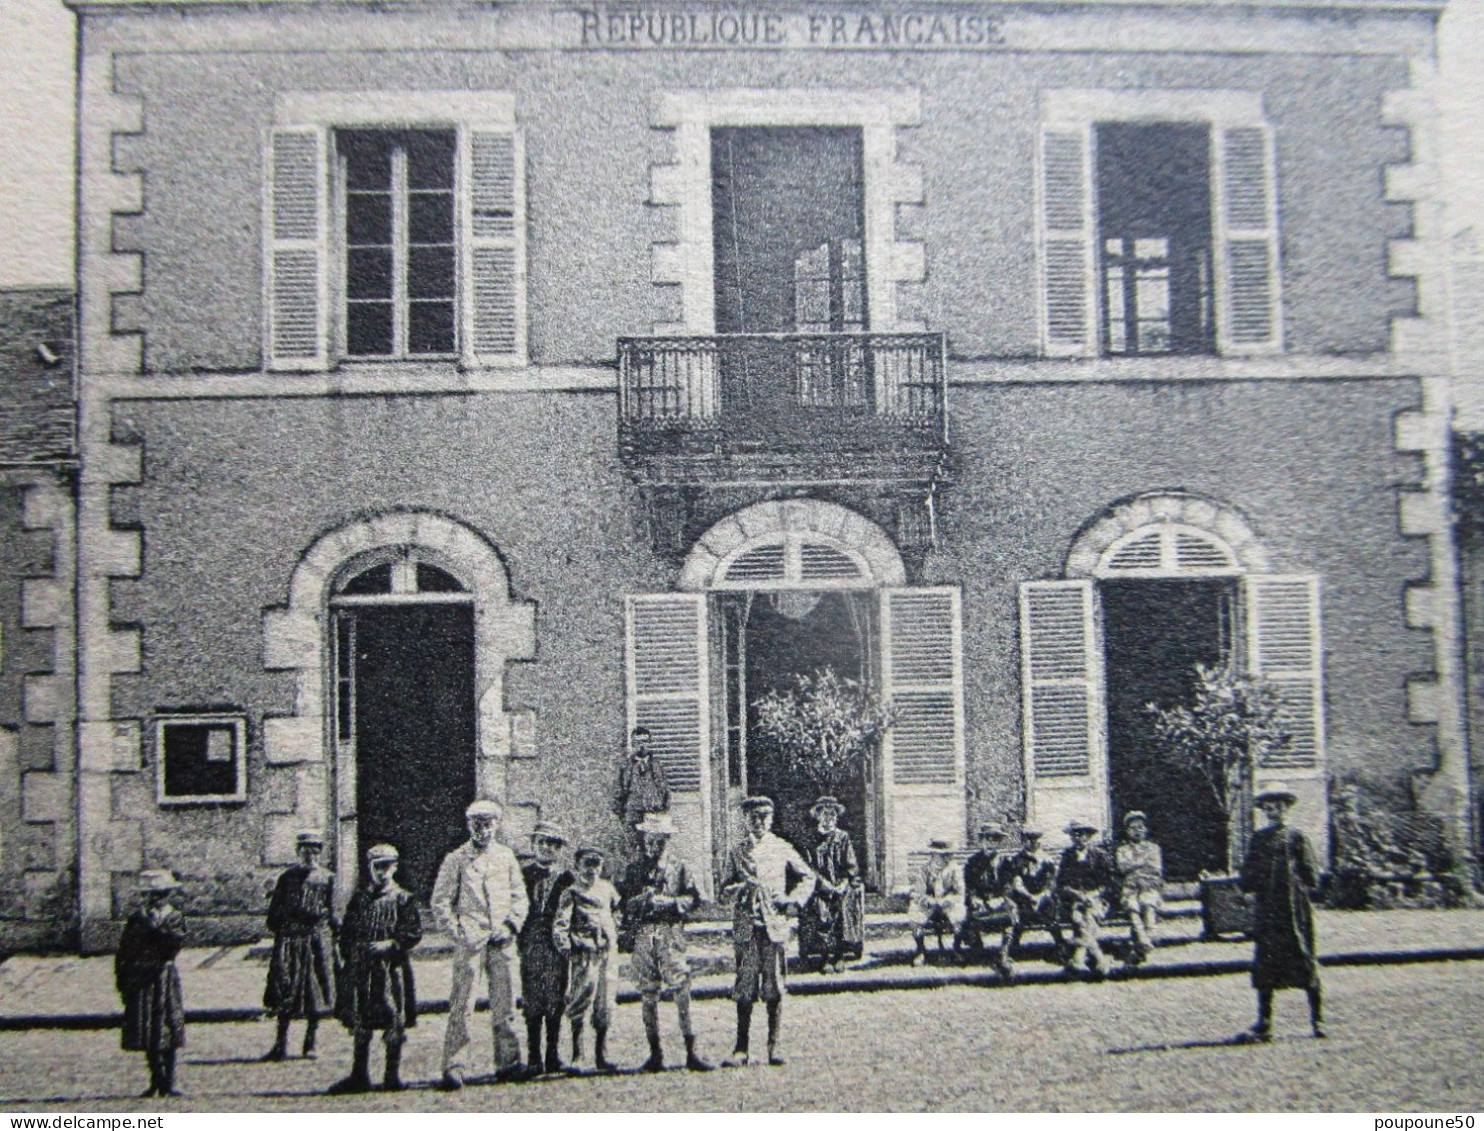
[
  {"left": 1237, "top": 783, "right": 1325, "bottom": 1042},
  {"left": 432, "top": 798, "right": 529, "bottom": 1089},
  {"left": 720, "top": 796, "right": 815, "bottom": 1067},
  {"left": 616, "top": 726, "right": 670, "bottom": 852}
]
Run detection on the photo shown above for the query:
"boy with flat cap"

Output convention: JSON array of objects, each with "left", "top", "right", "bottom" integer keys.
[
  {"left": 962, "top": 822, "right": 1017, "bottom": 981},
  {"left": 1114, "top": 811, "right": 1165, "bottom": 964},
  {"left": 330, "top": 843, "right": 422, "bottom": 1094},
  {"left": 720, "top": 796, "right": 815, "bottom": 1067},
  {"left": 1058, "top": 820, "right": 1114, "bottom": 979},
  {"left": 553, "top": 846, "right": 622, "bottom": 1073},
  {"left": 618, "top": 811, "right": 712, "bottom": 1072},
  {"left": 263, "top": 830, "right": 336, "bottom": 1061},
  {"left": 520, "top": 820, "right": 574, "bottom": 1075}
]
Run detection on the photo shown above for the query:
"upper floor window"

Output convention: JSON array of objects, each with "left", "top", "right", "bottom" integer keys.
[
  {"left": 339, "top": 129, "right": 458, "bottom": 359},
  {"left": 1038, "top": 91, "right": 1282, "bottom": 359},
  {"left": 1097, "top": 123, "right": 1214, "bottom": 356},
  {"left": 265, "top": 93, "right": 525, "bottom": 373}
]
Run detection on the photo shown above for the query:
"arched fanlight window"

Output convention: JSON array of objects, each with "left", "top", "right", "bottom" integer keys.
[
  {"left": 1098, "top": 523, "right": 1240, "bottom": 578},
  {"left": 716, "top": 535, "right": 868, "bottom": 589},
  {"left": 332, "top": 547, "right": 470, "bottom": 599}
]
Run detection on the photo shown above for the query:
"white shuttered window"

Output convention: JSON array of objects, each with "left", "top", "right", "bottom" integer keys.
[
  {"left": 1020, "top": 580, "right": 1108, "bottom": 840},
  {"left": 1214, "top": 125, "right": 1283, "bottom": 355},
  {"left": 1244, "top": 575, "right": 1324, "bottom": 771},
  {"left": 879, "top": 587, "right": 966, "bottom": 889},
  {"left": 264, "top": 118, "right": 526, "bottom": 371},
  {"left": 1037, "top": 126, "right": 1096, "bottom": 358}
]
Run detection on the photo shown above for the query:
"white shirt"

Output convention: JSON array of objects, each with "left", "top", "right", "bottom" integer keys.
[{"left": 431, "top": 839, "right": 528, "bottom": 948}]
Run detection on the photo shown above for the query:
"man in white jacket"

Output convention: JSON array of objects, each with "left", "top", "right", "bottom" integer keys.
[{"left": 431, "top": 798, "right": 529, "bottom": 1089}]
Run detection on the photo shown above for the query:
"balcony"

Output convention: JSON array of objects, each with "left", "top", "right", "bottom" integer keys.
[{"left": 617, "top": 332, "right": 948, "bottom": 486}]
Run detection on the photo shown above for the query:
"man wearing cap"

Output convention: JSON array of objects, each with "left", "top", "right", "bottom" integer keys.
[
  {"left": 1238, "top": 783, "right": 1325, "bottom": 1041},
  {"left": 330, "top": 844, "right": 422, "bottom": 1093},
  {"left": 1002, "top": 828, "right": 1063, "bottom": 961},
  {"left": 720, "top": 796, "right": 815, "bottom": 1066},
  {"left": 431, "top": 798, "right": 529, "bottom": 1088},
  {"left": 519, "top": 821, "right": 574, "bottom": 1076},
  {"left": 1058, "top": 821, "right": 1115, "bottom": 979},
  {"left": 908, "top": 838, "right": 966, "bottom": 967},
  {"left": 262, "top": 830, "right": 337, "bottom": 1062},
  {"left": 1114, "top": 811, "right": 1165, "bottom": 964},
  {"left": 618, "top": 810, "right": 712, "bottom": 1072},
  {"left": 799, "top": 796, "right": 862, "bottom": 974},
  {"left": 962, "top": 823, "right": 1017, "bottom": 981},
  {"left": 616, "top": 726, "right": 670, "bottom": 846},
  {"left": 553, "top": 846, "right": 622, "bottom": 1073},
  {"left": 115, "top": 869, "right": 187, "bottom": 1097}
]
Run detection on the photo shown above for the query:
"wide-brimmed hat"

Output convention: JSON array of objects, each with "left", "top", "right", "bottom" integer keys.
[
  {"left": 927, "top": 837, "right": 953, "bottom": 852},
  {"left": 136, "top": 869, "right": 181, "bottom": 892},
  {"left": 296, "top": 830, "right": 325, "bottom": 848},
  {"left": 978, "top": 822, "right": 1007, "bottom": 840},
  {"left": 635, "top": 811, "right": 676, "bottom": 836},
  {"left": 740, "top": 796, "right": 775, "bottom": 814},
  {"left": 1020, "top": 828, "right": 1044, "bottom": 840},
  {"left": 1122, "top": 811, "right": 1148, "bottom": 828},
  {"left": 465, "top": 799, "right": 502, "bottom": 821},
  {"left": 1255, "top": 782, "right": 1298, "bottom": 806},
  {"left": 531, "top": 821, "right": 568, "bottom": 845},
  {"left": 366, "top": 843, "right": 399, "bottom": 864},
  {"left": 1065, "top": 820, "right": 1099, "bottom": 835},
  {"left": 810, "top": 795, "right": 845, "bottom": 817}
]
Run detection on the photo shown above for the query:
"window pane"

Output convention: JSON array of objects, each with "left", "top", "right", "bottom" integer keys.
[
  {"left": 341, "top": 132, "right": 393, "bottom": 190},
  {"left": 408, "top": 246, "right": 455, "bottom": 299},
  {"left": 406, "top": 131, "right": 456, "bottom": 189},
  {"left": 1135, "top": 237, "right": 1169, "bottom": 260},
  {"left": 409, "top": 302, "right": 455, "bottom": 354},
  {"left": 409, "top": 192, "right": 454, "bottom": 245},
  {"left": 347, "top": 247, "right": 392, "bottom": 300},
  {"left": 347, "top": 302, "right": 394, "bottom": 356},
  {"left": 161, "top": 722, "right": 238, "bottom": 798},
  {"left": 347, "top": 193, "right": 392, "bottom": 245},
  {"left": 1136, "top": 270, "right": 1171, "bottom": 320},
  {"left": 339, "top": 563, "right": 392, "bottom": 594},
  {"left": 416, "top": 563, "right": 466, "bottom": 592}
]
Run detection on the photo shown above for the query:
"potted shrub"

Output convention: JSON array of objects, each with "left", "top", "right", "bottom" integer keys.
[
  {"left": 751, "top": 667, "right": 896, "bottom": 795},
  {"left": 1146, "top": 663, "right": 1293, "bottom": 938}
]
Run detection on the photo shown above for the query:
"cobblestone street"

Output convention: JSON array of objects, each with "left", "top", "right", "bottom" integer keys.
[{"left": 2, "top": 962, "right": 1480, "bottom": 1111}]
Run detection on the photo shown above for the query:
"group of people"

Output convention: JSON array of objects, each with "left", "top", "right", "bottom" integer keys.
[
  {"left": 111, "top": 754, "right": 1325, "bottom": 1097},
  {"left": 906, "top": 808, "right": 1167, "bottom": 981}
]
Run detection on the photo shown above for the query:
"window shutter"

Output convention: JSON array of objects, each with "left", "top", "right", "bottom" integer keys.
[
  {"left": 461, "top": 127, "right": 526, "bottom": 368},
  {"left": 879, "top": 586, "right": 966, "bottom": 890},
  {"left": 1215, "top": 125, "right": 1283, "bottom": 355},
  {"left": 625, "top": 594, "right": 712, "bottom": 894},
  {"left": 1019, "top": 580, "right": 1107, "bottom": 844},
  {"left": 265, "top": 127, "right": 329, "bottom": 371},
  {"left": 1037, "top": 126, "right": 1096, "bottom": 358},
  {"left": 1244, "top": 575, "right": 1324, "bottom": 771}
]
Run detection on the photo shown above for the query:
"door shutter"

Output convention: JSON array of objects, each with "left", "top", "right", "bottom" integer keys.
[
  {"left": 1020, "top": 580, "right": 1107, "bottom": 845},
  {"left": 879, "top": 587, "right": 966, "bottom": 890},
  {"left": 461, "top": 127, "right": 526, "bottom": 368},
  {"left": 1215, "top": 125, "right": 1283, "bottom": 355},
  {"left": 1244, "top": 575, "right": 1324, "bottom": 771},
  {"left": 265, "top": 127, "right": 329, "bottom": 371},
  {"left": 1037, "top": 126, "right": 1096, "bottom": 358},
  {"left": 625, "top": 594, "right": 712, "bottom": 895}
]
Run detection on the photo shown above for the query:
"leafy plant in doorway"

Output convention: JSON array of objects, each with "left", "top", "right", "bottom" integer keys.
[
  {"left": 751, "top": 667, "right": 896, "bottom": 793},
  {"left": 1146, "top": 663, "right": 1294, "bottom": 873}
]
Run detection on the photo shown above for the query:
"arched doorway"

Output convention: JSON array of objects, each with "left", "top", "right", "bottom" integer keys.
[
  {"left": 634, "top": 499, "right": 964, "bottom": 891},
  {"left": 1022, "top": 493, "right": 1327, "bottom": 875}
]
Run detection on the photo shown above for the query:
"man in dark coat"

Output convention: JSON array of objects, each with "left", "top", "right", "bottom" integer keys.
[
  {"left": 962, "top": 822, "right": 1017, "bottom": 981},
  {"left": 115, "top": 869, "right": 188, "bottom": 1098},
  {"left": 519, "top": 820, "right": 574, "bottom": 1075},
  {"left": 330, "top": 843, "right": 423, "bottom": 1093},
  {"left": 263, "top": 830, "right": 336, "bottom": 1061},
  {"left": 1238, "top": 783, "right": 1325, "bottom": 1041},
  {"left": 1003, "top": 828, "right": 1063, "bottom": 961},
  {"left": 798, "top": 796, "right": 863, "bottom": 973},
  {"left": 616, "top": 727, "right": 670, "bottom": 852},
  {"left": 1057, "top": 820, "right": 1114, "bottom": 979}
]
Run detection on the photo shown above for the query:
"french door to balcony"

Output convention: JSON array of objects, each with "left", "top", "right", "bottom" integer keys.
[{"left": 711, "top": 126, "right": 868, "bottom": 420}]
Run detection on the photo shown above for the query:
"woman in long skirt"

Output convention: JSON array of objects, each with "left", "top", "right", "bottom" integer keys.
[
  {"left": 263, "top": 830, "right": 337, "bottom": 1060},
  {"left": 115, "top": 870, "right": 188, "bottom": 1097}
]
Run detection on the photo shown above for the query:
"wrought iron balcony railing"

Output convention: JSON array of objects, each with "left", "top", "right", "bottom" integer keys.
[{"left": 618, "top": 332, "right": 947, "bottom": 449}]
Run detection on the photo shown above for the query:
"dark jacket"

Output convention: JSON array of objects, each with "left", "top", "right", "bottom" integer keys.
[
  {"left": 1240, "top": 824, "right": 1321, "bottom": 990},
  {"left": 1057, "top": 845, "right": 1114, "bottom": 897},
  {"left": 115, "top": 907, "right": 187, "bottom": 1052},
  {"left": 264, "top": 864, "right": 337, "bottom": 1016},
  {"left": 617, "top": 753, "right": 670, "bottom": 823},
  {"left": 619, "top": 849, "right": 701, "bottom": 949},
  {"left": 519, "top": 860, "right": 575, "bottom": 1017},
  {"left": 335, "top": 881, "right": 422, "bottom": 1031}
]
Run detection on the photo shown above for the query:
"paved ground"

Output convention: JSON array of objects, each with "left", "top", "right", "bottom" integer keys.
[{"left": 0, "top": 962, "right": 1481, "bottom": 1111}]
